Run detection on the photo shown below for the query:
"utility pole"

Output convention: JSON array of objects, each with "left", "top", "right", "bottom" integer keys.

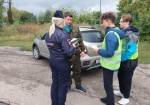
[
  {"left": 3, "top": 0, "right": 13, "bottom": 24},
  {"left": 99, "top": 0, "right": 102, "bottom": 26},
  {"left": 8, "top": 0, "right": 13, "bottom": 24},
  {"left": 100, "top": 0, "right": 101, "bottom": 15}
]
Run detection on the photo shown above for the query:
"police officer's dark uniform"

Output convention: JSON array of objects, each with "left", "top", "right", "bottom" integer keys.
[{"left": 45, "top": 10, "right": 76, "bottom": 105}]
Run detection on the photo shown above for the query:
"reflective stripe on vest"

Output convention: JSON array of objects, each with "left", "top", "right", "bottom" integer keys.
[{"left": 100, "top": 31, "right": 122, "bottom": 70}]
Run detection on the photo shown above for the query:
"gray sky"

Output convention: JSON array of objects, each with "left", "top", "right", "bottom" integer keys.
[{"left": 4, "top": 0, "right": 120, "bottom": 15}]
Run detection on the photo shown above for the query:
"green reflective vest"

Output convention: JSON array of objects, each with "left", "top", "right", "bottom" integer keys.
[{"left": 100, "top": 31, "right": 122, "bottom": 70}]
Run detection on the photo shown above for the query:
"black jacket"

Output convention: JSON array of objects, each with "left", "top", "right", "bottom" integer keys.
[{"left": 120, "top": 58, "right": 138, "bottom": 71}]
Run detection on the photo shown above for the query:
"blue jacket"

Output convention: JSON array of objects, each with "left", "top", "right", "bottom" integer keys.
[
  {"left": 45, "top": 26, "right": 76, "bottom": 59},
  {"left": 121, "top": 26, "right": 140, "bottom": 61},
  {"left": 98, "top": 27, "right": 125, "bottom": 57}
]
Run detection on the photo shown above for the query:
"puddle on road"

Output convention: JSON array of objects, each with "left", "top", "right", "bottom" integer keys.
[{"left": 15, "top": 50, "right": 32, "bottom": 56}]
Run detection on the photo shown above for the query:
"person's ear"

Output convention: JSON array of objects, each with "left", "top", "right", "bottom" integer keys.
[{"left": 107, "top": 19, "right": 112, "bottom": 25}]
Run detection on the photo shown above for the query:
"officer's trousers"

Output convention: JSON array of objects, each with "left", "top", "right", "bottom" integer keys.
[
  {"left": 49, "top": 58, "right": 71, "bottom": 105},
  {"left": 103, "top": 67, "right": 115, "bottom": 105},
  {"left": 118, "top": 69, "right": 134, "bottom": 98},
  {"left": 68, "top": 54, "right": 82, "bottom": 86}
]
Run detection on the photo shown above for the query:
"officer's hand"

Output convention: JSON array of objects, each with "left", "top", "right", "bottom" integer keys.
[{"left": 80, "top": 51, "right": 85, "bottom": 58}]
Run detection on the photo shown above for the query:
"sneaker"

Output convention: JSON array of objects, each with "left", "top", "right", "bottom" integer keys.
[
  {"left": 75, "top": 86, "right": 86, "bottom": 93},
  {"left": 118, "top": 98, "right": 129, "bottom": 105},
  {"left": 114, "top": 90, "right": 124, "bottom": 98},
  {"left": 67, "top": 86, "right": 71, "bottom": 93}
]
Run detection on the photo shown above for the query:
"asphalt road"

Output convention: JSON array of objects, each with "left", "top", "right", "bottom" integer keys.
[{"left": 0, "top": 46, "right": 150, "bottom": 105}]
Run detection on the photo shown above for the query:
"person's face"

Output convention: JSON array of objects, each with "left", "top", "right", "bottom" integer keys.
[
  {"left": 119, "top": 18, "right": 129, "bottom": 29},
  {"left": 64, "top": 16, "right": 73, "bottom": 26},
  {"left": 101, "top": 20, "right": 110, "bottom": 30}
]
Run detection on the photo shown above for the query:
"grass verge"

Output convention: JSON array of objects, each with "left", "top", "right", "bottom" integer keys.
[
  {"left": 0, "top": 24, "right": 149, "bottom": 64},
  {"left": 138, "top": 41, "right": 150, "bottom": 64},
  {"left": 0, "top": 37, "right": 149, "bottom": 64}
]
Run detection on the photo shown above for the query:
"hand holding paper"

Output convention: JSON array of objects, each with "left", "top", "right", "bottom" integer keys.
[{"left": 92, "top": 45, "right": 101, "bottom": 54}]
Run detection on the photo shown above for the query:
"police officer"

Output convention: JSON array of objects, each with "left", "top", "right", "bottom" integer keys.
[
  {"left": 63, "top": 11, "right": 86, "bottom": 93},
  {"left": 45, "top": 10, "right": 76, "bottom": 105}
]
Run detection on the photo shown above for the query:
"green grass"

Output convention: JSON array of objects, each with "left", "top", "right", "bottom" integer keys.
[
  {"left": 138, "top": 41, "right": 150, "bottom": 64},
  {"left": 0, "top": 24, "right": 150, "bottom": 64},
  {"left": 0, "top": 38, "right": 33, "bottom": 51},
  {"left": 0, "top": 37, "right": 149, "bottom": 64}
]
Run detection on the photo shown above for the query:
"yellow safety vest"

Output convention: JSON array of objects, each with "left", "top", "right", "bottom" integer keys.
[{"left": 100, "top": 31, "right": 122, "bottom": 70}]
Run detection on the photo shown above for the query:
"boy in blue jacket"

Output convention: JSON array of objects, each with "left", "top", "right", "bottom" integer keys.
[{"left": 93, "top": 12, "right": 125, "bottom": 105}]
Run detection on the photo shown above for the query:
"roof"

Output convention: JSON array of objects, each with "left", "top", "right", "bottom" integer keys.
[{"left": 78, "top": 26, "right": 97, "bottom": 32}]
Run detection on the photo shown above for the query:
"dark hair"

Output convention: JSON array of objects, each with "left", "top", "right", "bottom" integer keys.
[
  {"left": 64, "top": 12, "right": 73, "bottom": 18},
  {"left": 121, "top": 14, "right": 132, "bottom": 25},
  {"left": 101, "top": 12, "right": 116, "bottom": 23}
]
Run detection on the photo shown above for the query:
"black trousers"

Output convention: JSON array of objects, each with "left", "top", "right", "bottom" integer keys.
[
  {"left": 118, "top": 68, "right": 134, "bottom": 98},
  {"left": 103, "top": 67, "right": 115, "bottom": 105},
  {"left": 50, "top": 58, "right": 71, "bottom": 105}
]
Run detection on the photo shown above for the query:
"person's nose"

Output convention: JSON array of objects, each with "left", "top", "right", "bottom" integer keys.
[{"left": 69, "top": 20, "right": 71, "bottom": 23}]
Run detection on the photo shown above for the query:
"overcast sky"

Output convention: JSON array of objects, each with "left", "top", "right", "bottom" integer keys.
[{"left": 4, "top": 0, "right": 120, "bottom": 15}]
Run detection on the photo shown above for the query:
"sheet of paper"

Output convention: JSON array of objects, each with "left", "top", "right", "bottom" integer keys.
[
  {"left": 71, "top": 38, "right": 80, "bottom": 44},
  {"left": 91, "top": 45, "right": 99, "bottom": 49}
]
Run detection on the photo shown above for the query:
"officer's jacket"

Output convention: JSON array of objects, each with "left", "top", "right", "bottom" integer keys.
[
  {"left": 64, "top": 24, "right": 85, "bottom": 54},
  {"left": 45, "top": 26, "right": 76, "bottom": 59}
]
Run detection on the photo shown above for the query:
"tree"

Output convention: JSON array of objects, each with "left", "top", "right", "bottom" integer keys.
[
  {"left": 117, "top": 0, "right": 150, "bottom": 36},
  {"left": 37, "top": 12, "right": 45, "bottom": 24},
  {"left": 78, "top": 9, "right": 100, "bottom": 25},
  {"left": 11, "top": 7, "right": 20, "bottom": 23},
  {"left": 92, "top": 11, "right": 101, "bottom": 25},
  {"left": 37, "top": 8, "right": 53, "bottom": 24},
  {"left": 19, "top": 10, "right": 37, "bottom": 24},
  {"left": 133, "top": 0, "right": 150, "bottom": 36},
  {"left": 43, "top": 9, "right": 51, "bottom": 23},
  {"left": 0, "top": 0, "right": 4, "bottom": 30}
]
